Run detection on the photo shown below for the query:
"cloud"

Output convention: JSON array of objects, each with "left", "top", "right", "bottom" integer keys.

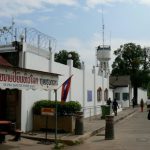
[
  {"left": 85, "top": 0, "right": 150, "bottom": 8},
  {"left": 45, "top": 0, "right": 78, "bottom": 6},
  {"left": 64, "top": 12, "right": 77, "bottom": 20},
  {"left": 138, "top": 0, "right": 150, "bottom": 5},
  {"left": 1, "top": 0, "right": 149, "bottom": 18},
  {"left": 85, "top": 0, "right": 127, "bottom": 8},
  {"left": 0, "top": 0, "right": 78, "bottom": 17},
  {"left": 15, "top": 19, "right": 34, "bottom": 26},
  {"left": 38, "top": 16, "right": 51, "bottom": 22}
]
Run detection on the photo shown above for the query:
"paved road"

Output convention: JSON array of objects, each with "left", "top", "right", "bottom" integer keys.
[
  {"left": 65, "top": 110, "right": 150, "bottom": 150},
  {"left": 1, "top": 109, "right": 149, "bottom": 150}
]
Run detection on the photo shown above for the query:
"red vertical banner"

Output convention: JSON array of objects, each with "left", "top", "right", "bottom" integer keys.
[{"left": 61, "top": 75, "right": 73, "bottom": 102}]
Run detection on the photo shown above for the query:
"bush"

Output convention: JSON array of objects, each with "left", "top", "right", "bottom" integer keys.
[{"left": 33, "top": 100, "right": 82, "bottom": 116}]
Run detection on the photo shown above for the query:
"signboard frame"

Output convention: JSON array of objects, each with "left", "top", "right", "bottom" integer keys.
[{"left": 0, "top": 64, "right": 59, "bottom": 90}]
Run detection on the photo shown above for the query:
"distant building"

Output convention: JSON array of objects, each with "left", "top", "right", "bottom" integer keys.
[{"left": 109, "top": 75, "right": 147, "bottom": 107}]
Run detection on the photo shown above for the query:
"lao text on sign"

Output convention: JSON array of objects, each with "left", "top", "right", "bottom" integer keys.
[{"left": 41, "top": 108, "right": 55, "bottom": 116}]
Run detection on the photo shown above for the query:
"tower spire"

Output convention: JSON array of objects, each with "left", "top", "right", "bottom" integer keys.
[{"left": 102, "top": 7, "right": 105, "bottom": 48}]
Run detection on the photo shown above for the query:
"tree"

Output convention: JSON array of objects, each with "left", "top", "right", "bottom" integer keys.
[
  {"left": 111, "top": 43, "right": 150, "bottom": 104},
  {"left": 54, "top": 50, "right": 81, "bottom": 69}
]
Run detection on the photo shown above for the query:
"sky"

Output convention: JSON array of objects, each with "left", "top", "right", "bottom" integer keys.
[{"left": 0, "top": 0, "right": 150, "bottom": 69}]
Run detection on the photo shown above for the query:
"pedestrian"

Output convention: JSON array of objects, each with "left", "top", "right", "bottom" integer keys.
[
  {"left": 148, "top": 110, "right": 150, "bottom": 120},
  {"left": 107, "top": 98, "right": 111, "bottom": 106},
  {"left": 112, "top": 98, "right": 119, "bottom": 116},
  {"left": 132, "top": 97, "right": 135, "bottom": 108},
  {"left": 140, "top": 98, "right": 144, "bottom": 112}
]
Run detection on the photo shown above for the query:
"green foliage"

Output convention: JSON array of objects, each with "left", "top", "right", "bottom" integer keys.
[
  {"left": 64, "top": 101, "right": 81, "bottom": 115},
  {"left": 111, "top": 43, "right": 150, "bottom": 104},
  {"left": 54, "top": 50, "right": 81, "bottom": 69},
  {"left": 111, "top": 43, "right": 143, "bottom": 76},
  {"left": 111, "top": 43, "right": 150, "bottom": 89},
  {"left": 33, "top": 100, "right": 82, "bottom": 115}
]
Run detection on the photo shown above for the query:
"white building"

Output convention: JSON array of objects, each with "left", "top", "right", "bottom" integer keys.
[
  {"left": 109, "top": 76, "right": 147, "bottom": 107},
  {"left": 0, "top": 40, "right": 110, "bottom": 132},
  {"left": 0, "top": 27, "right": 147, "bottom": 132}
]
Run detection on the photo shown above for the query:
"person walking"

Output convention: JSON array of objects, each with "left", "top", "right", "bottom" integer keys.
[
  {"left": 140, "top": 98, "right": 144, "bottom": 112},
  {"left": 107, "top": 98, "right": 112, "bottom": 114},
  {"left": 132, "top": 97, "right": 135, "bottom": 108},
  {"left": 148, "top": 110, "right": 150, "bottom": 120},
  {"left": 112, "top": 98, "right": 119, "bottom": 116},
  {"left": 107, "top": 98, "right": 111, "bottom": 106}
]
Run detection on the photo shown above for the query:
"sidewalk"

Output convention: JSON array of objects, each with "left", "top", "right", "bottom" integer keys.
[{"left": 21, "top": 107, "right": 137, "bottom": 145}]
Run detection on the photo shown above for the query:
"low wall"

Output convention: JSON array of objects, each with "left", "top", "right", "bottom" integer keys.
[{"left": 33, "top": 115, "right": 76, "bottom": 133}]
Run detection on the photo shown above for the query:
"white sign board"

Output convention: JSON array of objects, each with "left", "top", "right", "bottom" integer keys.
[
  {"left": 41, "top": 108, "right": 55, "bottom": 116},
  {"left": 0, "top": 65, "right": 59, "bottom": 90}
]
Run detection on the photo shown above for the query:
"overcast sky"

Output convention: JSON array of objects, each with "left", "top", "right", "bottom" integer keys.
[{"left": 0, "top": 0, "right": 150, "bottom": 68}]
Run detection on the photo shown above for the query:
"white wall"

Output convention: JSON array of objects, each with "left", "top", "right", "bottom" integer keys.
[
  {"left": 109, "top": 89, "right": 113, "bottom": 101},
  {"left": 137, "top": 88, "right": 147, "bottom": 104},
  {"left": 114, "top": 86, "right": 130, "bottom": 107},
  {"left": 20, "top": 43, "right": 113, "bottom": 131},
  {"left": 19, "top": 43, "right": 148, "bottom": 132},
  {"left": 113, "top": 86, "right": 147, "bottom": 108},
  {"left": 21, "top": 89, "right": 48, "bottom": 132}
]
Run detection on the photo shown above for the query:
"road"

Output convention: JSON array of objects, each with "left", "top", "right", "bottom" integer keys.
[
  {"left": 65, "top": 110, "right": 150, "bottom": 150},
  {"left": 1, "top": 109, "right": 150, "bottom": 150}
]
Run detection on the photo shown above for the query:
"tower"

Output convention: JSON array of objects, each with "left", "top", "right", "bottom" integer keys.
[
  {"left": 96, "top": 10, "right": 111, "bottom": 77},
  {"left": 96, "top": 10, "right": 111, "bottom": 103},
  {"left": 96, "top": 45, "right": 111, "bottom": 76}
]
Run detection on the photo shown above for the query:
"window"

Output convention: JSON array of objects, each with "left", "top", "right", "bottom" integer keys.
[
  {"left": 87, "top": 90, "right": 92, "bottom": 102},
  {"left": 122, "top": 93, "right": 129, "bottom": 101},
  {"left": 104, "top": 88, "right": 108, "bottom": 101},
  {"left": 97, "top": 87, "right": 102, "bottom": 102},
  {"left": 115, "top": 92, "right": 120, "bottom": 100}
]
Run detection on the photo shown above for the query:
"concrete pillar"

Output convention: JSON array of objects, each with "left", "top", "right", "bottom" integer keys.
[
  {"left": 19, "top": 41, "right": 25, "bottom": 68},
  {"left": 81, "top": 62, "right": 85, "bottom": 115},
  {"left": 105, "top": 115, "right": 114, "bottom": 140},
  {"left": 67, "top": 54, "right": 73, "bottom": 101},
  {"left": 48, "top": 51, "right": 54, "bottom": 100},
  {"left": 93, "top": 66, "right": 96, "bottom": 116},
  {"left": 102, "top": 69, "right": 105, "bottom": 105}
]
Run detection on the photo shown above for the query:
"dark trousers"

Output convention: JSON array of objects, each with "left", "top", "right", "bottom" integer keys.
[{"left": 113, "top": 109, "right": 117, "bottom": 116}]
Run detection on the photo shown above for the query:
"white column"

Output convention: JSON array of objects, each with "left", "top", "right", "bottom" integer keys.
[
  {"left": 102, "top": 69, "right": 105, "bottom": 105},
  {"left": 81, "top": 62, "right": 85, "bottom": 108},
  {"left": 19, "top": 42, "right": 25, "bottom": 68},
  {"left": 67, "top": 56, "right": 73, "bottom": 101},
  {"left": 49, "top": 51, "right": 54, "bottom": 73},
  {"left": 48, "top": 51, "right": 54, "bottom": 100},
  {"left": 93, "top": 66, "right": 97, "bottom": 115}
]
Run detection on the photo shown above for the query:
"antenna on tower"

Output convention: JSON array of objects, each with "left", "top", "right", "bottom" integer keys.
[
  {"left": 102, "top": 6, "right": 105, "bottom": 48},
  {"left": 109, "top": 31, "right": 111, "bottom": 46}
]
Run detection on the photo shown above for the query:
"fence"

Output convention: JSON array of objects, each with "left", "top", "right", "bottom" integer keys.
[{"left": 82, "top": 105, "right": 102, "bottom": 120}]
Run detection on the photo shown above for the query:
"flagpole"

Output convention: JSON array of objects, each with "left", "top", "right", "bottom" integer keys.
[{"left": 54, "top": 89, "right": 58, "bottom": 148}]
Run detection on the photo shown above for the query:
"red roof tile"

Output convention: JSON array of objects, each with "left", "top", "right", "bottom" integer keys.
[{"left": 0, "top": 56, "right": 12, "bottom": 66}]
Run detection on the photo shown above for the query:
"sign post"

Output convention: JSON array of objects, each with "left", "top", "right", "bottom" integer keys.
[
  {"left": 40, "top": 107, "right": 55, "bottom": 145},
  {"left": 54, "top": 89, "right": 58, "bottom": 148}
]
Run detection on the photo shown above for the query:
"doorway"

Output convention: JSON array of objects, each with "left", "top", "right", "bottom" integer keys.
[{"left": 0, "top": 89, "right": 21, "bottom": 128}]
